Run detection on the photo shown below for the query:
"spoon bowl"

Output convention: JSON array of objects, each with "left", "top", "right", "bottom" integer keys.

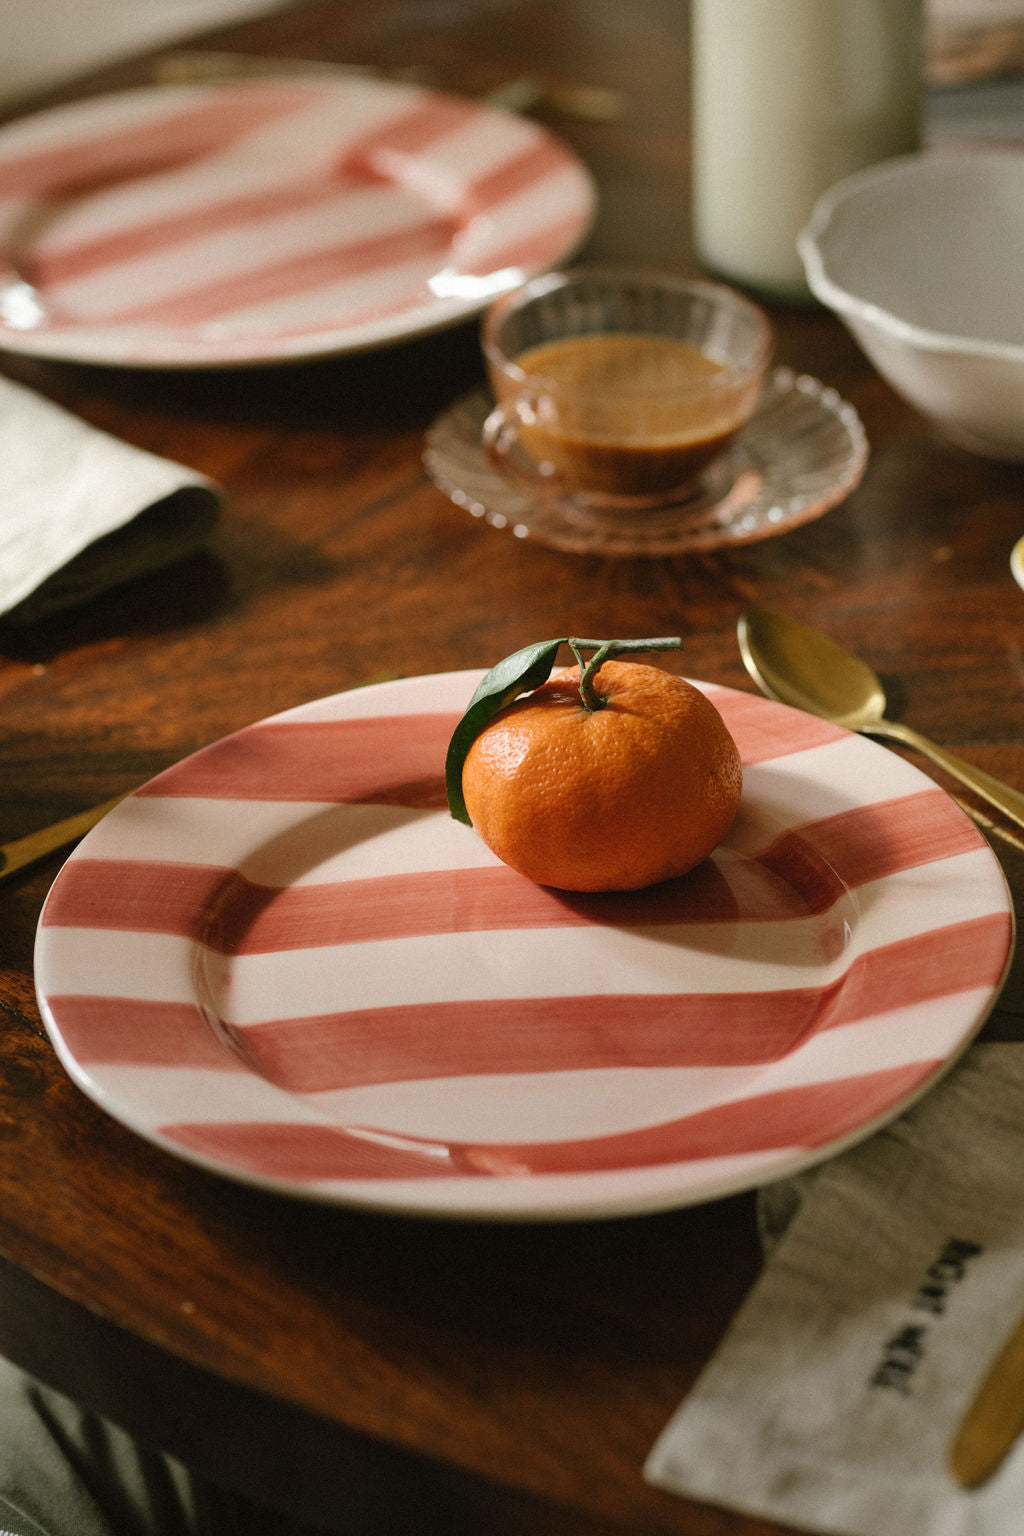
[
  {"left": 737, "top": 607, "right": 1024, "bottom": 833},
  {"left": 738, "top": 607, "right": 888, "bottom": 733}
]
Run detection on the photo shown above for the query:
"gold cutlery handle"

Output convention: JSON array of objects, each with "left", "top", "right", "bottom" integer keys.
[
  {"left": 952, "top": 1309, "right": 1024, "bottom": 1487},
  {"left": 874, "top": 720, "right": 1024, "bottom": 833},
  {"left": 0, "top": 794, "right": 127, "bottom": 880}
]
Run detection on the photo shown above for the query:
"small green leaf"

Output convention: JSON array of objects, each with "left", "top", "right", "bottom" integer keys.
[{"left": 445, "top": 638, "right": 567, "bottom": 824}]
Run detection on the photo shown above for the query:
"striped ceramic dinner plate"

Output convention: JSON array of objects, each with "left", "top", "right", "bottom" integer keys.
[
  {"left": 0, "top": 78, "right": 595, "bottom": 368},
  {"left": 35, "top": 672, "right": 1015, "bottom": 1220}
]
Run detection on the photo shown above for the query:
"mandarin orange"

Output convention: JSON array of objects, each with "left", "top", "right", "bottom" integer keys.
[{"left": 460, "top": 659, "right": 742, "bottom": 891}]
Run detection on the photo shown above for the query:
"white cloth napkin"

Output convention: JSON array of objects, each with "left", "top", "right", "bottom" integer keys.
[
  {"left": 645, "top": 1042, "right": 1024, "bottom": 1536},
  {"left": 0, "top": 375, "right": 221, "bottom": 624}
]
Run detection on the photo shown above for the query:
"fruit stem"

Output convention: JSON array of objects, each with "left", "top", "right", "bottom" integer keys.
[{"left": 567, "top": 637, "right": 683, "bottom": 711}]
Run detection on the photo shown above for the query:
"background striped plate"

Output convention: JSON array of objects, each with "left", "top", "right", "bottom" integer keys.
[
  {"left": 0, "top": 78, "right": 595, "bottom": 367},
  {"left": 35, "top": 671, "right": 1014, "bottom": 1220}
]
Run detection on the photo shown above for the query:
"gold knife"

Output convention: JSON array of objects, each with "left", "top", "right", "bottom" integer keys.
[
  {"left": 0, "top": 675, "right": 410, "bottom": 884},
  {"left": 0, "top": 794, "right": 127, "bottom": 881},
  {"left": 951, "top": 1310, "right": 1024, "bottom": 1487}
]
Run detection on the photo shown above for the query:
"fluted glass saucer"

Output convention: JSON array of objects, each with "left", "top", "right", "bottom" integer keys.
[{"left": 424, "top": 366, "right": 867, "bottom": 556}]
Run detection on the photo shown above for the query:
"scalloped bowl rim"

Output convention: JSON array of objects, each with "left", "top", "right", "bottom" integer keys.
[{"left": 798, "top": 153, "right": 1024, "bottom": 364}]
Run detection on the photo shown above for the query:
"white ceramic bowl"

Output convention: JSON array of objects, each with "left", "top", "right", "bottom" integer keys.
[{"left": 799, "top": 153, "right": 1024, "bottom": 459}]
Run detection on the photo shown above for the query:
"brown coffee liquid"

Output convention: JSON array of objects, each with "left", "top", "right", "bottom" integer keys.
[{"left": 509, "top": 333, "right": 751, "bottom": 499}]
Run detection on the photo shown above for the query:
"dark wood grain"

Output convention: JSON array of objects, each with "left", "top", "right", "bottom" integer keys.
[{"left": 1, "top": 2, "right": 1023, "bottom": 1533}]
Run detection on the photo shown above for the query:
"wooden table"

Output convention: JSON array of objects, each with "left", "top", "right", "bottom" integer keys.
[{"left": 2, "top": 2, "right": 1023, "bottom": 1532}]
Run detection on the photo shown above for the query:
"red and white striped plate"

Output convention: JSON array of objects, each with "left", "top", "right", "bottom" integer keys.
[
  {"left": 35, "top": 672, "right": 1014, "bottom": 1220},
  {"left": 0, "top": 79, "right": 595, "bottom": 368}
]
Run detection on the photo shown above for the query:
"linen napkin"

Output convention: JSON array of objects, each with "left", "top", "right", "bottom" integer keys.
[
  {"left": 645, "top": 1042, "right": 1024, "bottom": 1536},
  {"left": 0, "top": 375, "right": 221, "bottom": 624}
]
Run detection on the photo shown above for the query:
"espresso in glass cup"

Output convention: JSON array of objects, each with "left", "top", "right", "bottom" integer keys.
[{"left": 482, "top": 268, "right": 773, "bottom": 510}]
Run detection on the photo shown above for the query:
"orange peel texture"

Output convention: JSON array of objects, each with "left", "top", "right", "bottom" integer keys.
[{"left": 461, "top": 660, "right": 742, "bottom": 891}]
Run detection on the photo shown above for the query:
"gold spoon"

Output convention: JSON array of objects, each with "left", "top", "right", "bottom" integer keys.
[
  {"left": 950, "top": 1302, "right": 1024, "bottom": 1488},
  {"left": 737, "top": 607, "right": 1024, "bottom": 833},
  {"left": 0, "top": 794, "right": 127, "bottom": 881}
]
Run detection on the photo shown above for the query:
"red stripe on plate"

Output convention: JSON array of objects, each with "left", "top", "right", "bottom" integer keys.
[
  {"left": 0, "top": 86, "right": 320, "bottom": 199},
  {"left": 337, "top": 94, "right": 482, "bottom": 169},
  {"left": 47, "top": 995, "right": 242, "bottom": 1070},
  {"left": 36, "top": 852, "right": 799, "bottom": 945},
  {"left": 129, "top": 690, "right": 831, "bottom": 805},
  {"left": 202, "top": 863, "right": 745, "bottom": 950},
  {"left": 462, "top": 138, "right": 577, "bottom": 215},
  {"left": 713, "top": 689, "right": 846, "bottom": 762},
  {"left": 48, "top": 908, "right": 1003, "bottom": 1089},
  {"left": 16, "top": 97, "right": 559, "bottom": 301},
  {"left": 229, "top": 987, "right": 829, "bottom": 1089},
  {"left": 767, "top": 789, "right": 983, "bottom": 892},
  {"left": 26, "top": 92, "right": 485, "bottom": 288},
  {"left": 29, "top": 174, "right": 395, "bottom": 290},
  {"left": 36, "top": 806, "right": 843, "bottom": 946},
  {"left": 135, "top": 713, "right": 458, "bottom": 802},
  {"left": 158, "top": 1059, "right": 941, "bottom": 1182},
  {"left": 818, "top": 911, "right": 1012, "bottom": 1031},
  {"left": 39, "top": 792, "right": 979, "bottom": 948},
  {"left": 107, "top": 213, "right": 459, "bottom": 327},
  {"left": 79, "top": 135, "right": 571, "bottom": 330},
  {"left": 453, "top": 1059, "right": 944, "bottom": 1175},
  {"left": 207, "top": 913, "right": 1011, "bottom": 1091},
  {"left": 31, "top": 95, "right": 484, "bottom": 327},
  {"left": 210, "top": 853, "right": 824, "bottom": 950},
  {"left": 41, "top": 859, "right": 229, "bottom": 938}
]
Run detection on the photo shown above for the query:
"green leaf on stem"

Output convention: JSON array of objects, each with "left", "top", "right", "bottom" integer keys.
[{"left": 445, "top": 638, "right": 566, "bottom": 824}]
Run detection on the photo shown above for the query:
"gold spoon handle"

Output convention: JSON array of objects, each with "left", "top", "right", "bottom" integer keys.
[
  {"left": 0, "top": 794, "right": 128, "bottom": 880},
  {"left": 951, "top": 1305, "right": 1024, "bottom": 1488},
  {"left": 871, "top": 720, "right": 1024, "bottom": 833}
]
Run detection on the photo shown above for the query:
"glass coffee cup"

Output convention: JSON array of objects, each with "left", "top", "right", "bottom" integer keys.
[{"left": 481, "top": 268, "right": 773, "bottom": 512}]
